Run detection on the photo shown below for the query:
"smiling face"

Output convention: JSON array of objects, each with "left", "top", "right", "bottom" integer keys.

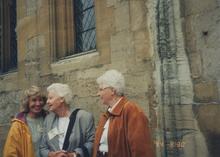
[
  {"left": 28, "top": 95, "right": 44, "bottom": 117},
  {"left": 47, "top": 91, "right": 64, "bottom": 113}
]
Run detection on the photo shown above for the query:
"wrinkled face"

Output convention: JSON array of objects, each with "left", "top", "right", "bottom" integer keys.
[
  {"left": 97, "top": 85, "right": 115, "bottom": 106},
  {"left": 47, "top": 91, "right": 63, "bottom": 113},
  {"left": 28, "top": 95, "right": 44, "bottom": 116}
]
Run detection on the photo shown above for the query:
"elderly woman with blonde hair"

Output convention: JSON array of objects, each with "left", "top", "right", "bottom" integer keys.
[
  {"left": 40, "top": 83, "right": 95, "bottom": 157},
  {"left": 4, "top": 85, "right": 47, "bottom": 157},
  {"left": 93, "top": 69, "right": 155, "bottom": 157}
]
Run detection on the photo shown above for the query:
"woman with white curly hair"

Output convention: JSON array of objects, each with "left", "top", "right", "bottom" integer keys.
[
  {"left": 40, "top": 83, "right": 95, "bottom": 157},
  {"left": 93, "top": 69, "right": 155, "bottom": 157}
]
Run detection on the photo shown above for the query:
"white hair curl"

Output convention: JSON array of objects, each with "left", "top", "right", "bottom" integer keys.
[
  {"left": 47, "top": 83, "right": 73, "bottom": 105},
  {"left": 97, "top": 69, "right": 125, "bottom": 96}
]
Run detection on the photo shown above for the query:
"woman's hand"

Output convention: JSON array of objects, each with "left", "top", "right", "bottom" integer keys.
[
  {"left": 48, "top": 151, "right": 68, "bottom": 157},
  {"left": 67, "top": 152, "right": 77, "bottom": 157}
]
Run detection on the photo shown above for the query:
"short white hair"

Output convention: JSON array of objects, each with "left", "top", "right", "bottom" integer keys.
[
  {"left": 47, "top": 83, "right": 73, "bottom": 105},
  {"left": 97, "top": 69, "right": 125, "bottom": 96}
]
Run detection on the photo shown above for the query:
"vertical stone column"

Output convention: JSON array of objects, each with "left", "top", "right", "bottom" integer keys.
[
  {"left": 156, "top": 0, "right": 209, "bottom": 156},
  {"left": 24, "top": 36, "right": 42, "bottom": 85}
]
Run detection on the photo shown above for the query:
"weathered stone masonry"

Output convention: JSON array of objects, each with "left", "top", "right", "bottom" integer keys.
[{"left": 1, "top": 0, "right": 220, "bottom": 157}]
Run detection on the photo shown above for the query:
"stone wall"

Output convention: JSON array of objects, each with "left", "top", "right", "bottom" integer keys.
[
  {"left": 154, "top": 0, "right": 209, "bottom": 156},
  {"left": 184, "top": 0, "right": 220, "bottom": 157},
  {"left": 0, "top": 0, "right": 156, "bottom": 156},
  {"left": 0, "top": 0, "right": 220, "bottom": 157},
  {"left": 0, "top": 89, "right": 22, "bottom": 153}
]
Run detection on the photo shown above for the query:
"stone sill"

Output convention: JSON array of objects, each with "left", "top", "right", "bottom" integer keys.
[
  {"left": 51, "top": 50, "right": 100, "bottom": 74},
  {"left": 0, "top": 71, "right": 18, "bottom": 81},
  {"left": 0, "top": 71, "right": 18, "bottom": 91}
]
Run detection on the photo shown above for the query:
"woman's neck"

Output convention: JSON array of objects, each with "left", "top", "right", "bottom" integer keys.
[
  {"left": 109, "top": 96, "right": 122, "bottom": 108},
  {"left": 27, "top": 112, "right": 41, "bottom": 118},
  {"left": 56, "top": 105, "right": 70, "bottom": 117}
]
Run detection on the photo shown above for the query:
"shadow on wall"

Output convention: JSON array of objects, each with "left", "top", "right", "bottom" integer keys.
[{"left": 193, "top": 104, "right": 220, "bottom": 157}]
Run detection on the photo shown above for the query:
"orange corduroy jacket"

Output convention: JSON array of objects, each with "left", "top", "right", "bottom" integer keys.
[{"left": 93, "top": 97, "right": 155, "bottom": 157}]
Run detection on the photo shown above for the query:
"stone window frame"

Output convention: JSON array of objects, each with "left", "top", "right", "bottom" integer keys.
[
  {"left": 48, "top": 0, "right": 112, "bottom": 74},
  {"left": 49, "top": 0, "right": 96, "bottom": 62},
  {"left": 0, "top": 0, "right": 17, "bottom": 74}
]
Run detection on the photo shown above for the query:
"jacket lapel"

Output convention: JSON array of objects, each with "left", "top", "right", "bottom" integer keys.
[
  {"left": 110, "top": 97, "right": 128, "bottom": 116},
  {"left": 48, "top": 115, "right": 60, "bottom": 150}
]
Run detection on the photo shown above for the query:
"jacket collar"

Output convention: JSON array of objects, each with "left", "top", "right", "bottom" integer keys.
[
  {"left": 15, "top": 110, "right": 48, "bottom": 124},
  {"left": 15, "top": 112, "right": 27, "bottom": 123},
  {"left": 107, "top": 97, "right": 128, "bottom": 117}
]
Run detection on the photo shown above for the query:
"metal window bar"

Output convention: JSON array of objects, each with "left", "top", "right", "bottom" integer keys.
[{"left": 74, "top": 0, "right": 96, "bottom": 53}]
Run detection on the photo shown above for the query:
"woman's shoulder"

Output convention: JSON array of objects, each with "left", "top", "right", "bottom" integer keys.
[
  {"left": 15, "top": 112, "right": 26, "bottom": 121},
  {"left": 9, "top": 118, "right": 29, "bottom": 132},
  {"left": 123, "top": 99, "right": 146, "bottom": 116},
  {"left": 76, "top": 109, "right": 93, "bottom": 118},
  {"left": 44, "top": 112, "right": 56, "bottom": 122},
  {"left": 73, "top": 109, "right": 94, "bottom": 124},
  {"left": 124, "top": 100, "right": 140, "bottom": 110}
]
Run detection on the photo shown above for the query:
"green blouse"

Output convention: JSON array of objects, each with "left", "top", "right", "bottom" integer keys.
[{"left": 27, "top": 115, "right": 44, "bottom": 157}]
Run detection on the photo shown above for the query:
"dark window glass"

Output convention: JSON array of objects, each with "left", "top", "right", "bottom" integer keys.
[
  {"left": 74, "top": 0, "right": 96, "bottom": 53},
  {"left": 0, "top": 0, "right": 17, "bottom": 74}
]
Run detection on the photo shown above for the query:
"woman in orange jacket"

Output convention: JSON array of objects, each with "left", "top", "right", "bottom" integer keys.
[
  {"left": 3, "top": 86, "right": 47, "bottom": 157},
  {"left": 93, "top": 69, "right": 155, "bottom": 157}
]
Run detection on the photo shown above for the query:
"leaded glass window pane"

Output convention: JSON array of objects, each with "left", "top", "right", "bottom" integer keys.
[{"left": 74, "top": 0, "right": 96, "bottom": 53}]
